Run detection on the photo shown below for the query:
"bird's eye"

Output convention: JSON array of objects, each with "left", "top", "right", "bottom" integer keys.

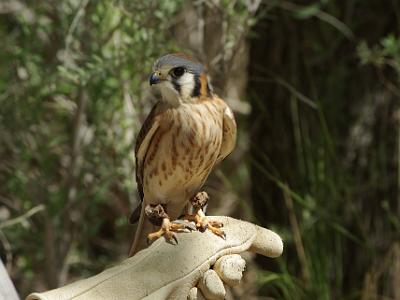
[{"left": 171, "top": 67, "right": 185, "bottom": 78}]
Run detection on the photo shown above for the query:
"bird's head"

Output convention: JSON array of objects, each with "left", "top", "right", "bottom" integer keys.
[{"left": 149, "top": 53, "right": 212, "bottom": 105}]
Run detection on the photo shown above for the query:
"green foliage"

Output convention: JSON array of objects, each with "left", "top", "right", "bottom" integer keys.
[
  {"left": 358, "top": 34, "right": 400, "bottom": 79},
  {"left": 0, "top": 0, "right": 182, "bottom": 293},
  {"left": 249, "top": 1, "right": 400, "bottom": 299}
]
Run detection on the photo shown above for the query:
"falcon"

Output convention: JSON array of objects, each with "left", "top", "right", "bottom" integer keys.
[{"left": 129, "top": 53, "right": 237, "bottom": 256}]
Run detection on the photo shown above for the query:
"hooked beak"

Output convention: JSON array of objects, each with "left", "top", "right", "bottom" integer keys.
[{"left": 149, "top": 72, "right": 161, "bottom": 85}]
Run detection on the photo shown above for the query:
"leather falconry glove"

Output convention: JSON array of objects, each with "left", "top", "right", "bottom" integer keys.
[{"left": 27, "top": 216, "right": 283, "bottom": 300}]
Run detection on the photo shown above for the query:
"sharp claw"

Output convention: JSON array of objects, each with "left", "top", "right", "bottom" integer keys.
[
  {"left": 221, "top": 231, "right": 226, "bottom": 240},
  {"left": 172, "top": 232, "right": 178, "bottom": 244},
  {"left": 185, "top": 222, "right": 197, "bottom": 231}
]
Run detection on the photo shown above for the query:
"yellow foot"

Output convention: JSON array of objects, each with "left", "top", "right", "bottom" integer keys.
[
  {"left": 184, "top": 210, "right": 226, "bottom": 239},
  {"left": 147, "top": 218, "right": 194, "bottom": 244}
]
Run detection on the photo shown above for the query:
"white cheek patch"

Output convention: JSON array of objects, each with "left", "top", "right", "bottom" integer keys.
[
  {"left": 155, "top": 72, "right": 196, "bottom": 104},
  {"left": 158, "top": 81, "right": 180, "bottom": 105},
  {"left": 178, "top": 72, "right": 195, "bottom": 100}
]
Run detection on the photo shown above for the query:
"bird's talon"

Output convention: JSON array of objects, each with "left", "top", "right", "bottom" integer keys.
[
  {"left": 187, "top": 223, "right": 197, "bottom": 231},
  {"left": 211, "top": 228, "right": 226, "bottom": 239},
  {"left": 209, "top": 220, "right": 223, "bottom": 228},
  {"left": 165, "top": 239, "right": 175, "bottom": 245},
  {"left": 190, "top": 191, "right": 210, "bottom": 210},
  {"left": 172, "top": 219, "right": 197, "bottom": 231},
  {"left": 164, "top": 231, "right": 177, "bottom": 245},
  {"left": 200, "top": 218, "right": 225, "bottom": 239},
  {"left": 146, "top": 218, "right": 186, "bottom": 245},
  {"left": 182, "top": 211, "right": 226, "bottom": 238},
  {"left": 171, "top": 232, "right": 178, "bottom": 244}
]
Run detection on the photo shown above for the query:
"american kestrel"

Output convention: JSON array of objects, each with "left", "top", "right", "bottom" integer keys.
[{"left": 129, "top": 53, "right": 237, "bottom": 256}]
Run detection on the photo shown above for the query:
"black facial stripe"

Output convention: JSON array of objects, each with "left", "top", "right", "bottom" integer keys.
[
  {"left": 171, "top": 78, "right": 181, "bottom": 94},
  {"left": 191, "top": 73, "right": 201, "bottom": 97}
]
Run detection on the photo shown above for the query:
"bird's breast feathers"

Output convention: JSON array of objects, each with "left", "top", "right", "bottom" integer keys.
[{"left": 143, "top": 99, "right": 226, "bottom": 203}]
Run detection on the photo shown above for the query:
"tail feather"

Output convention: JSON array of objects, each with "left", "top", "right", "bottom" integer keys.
[
  {"left": 129, "top": 202, "right": 142, "bottom": 224},
  {"left": 128, "top": 204, "right": 155, "bottom": 256}
]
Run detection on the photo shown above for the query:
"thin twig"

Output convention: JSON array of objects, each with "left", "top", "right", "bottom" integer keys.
[
  {"left": 65, "top": 0, "right": 91, "bottom": 54},
  {"left": 0, "top": 205, "right": 45, "bottom": 230},
  {"left": 377, "top": 68, "right": 400, "bottom": 98},
  {"left": 283, "top": 185, "right": 310, "bottom": 285},
  {"left": 251, "top": 75, "right": 318, "bottom": 109},
  {"left": 273, "top": 0, "right": 354, "bottom": 39}
]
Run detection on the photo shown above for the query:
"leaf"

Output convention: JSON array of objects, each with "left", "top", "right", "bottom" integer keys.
[{"left": 293, "top": 3, "right": 321, "bottom": 19}]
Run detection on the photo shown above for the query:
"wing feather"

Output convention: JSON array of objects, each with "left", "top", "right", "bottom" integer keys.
[
  {"left": 130, "top": 102, "right": 161, "bottom": 223},
  {"left": 217, "top": 103, "right": 237, "bottom": 163}
]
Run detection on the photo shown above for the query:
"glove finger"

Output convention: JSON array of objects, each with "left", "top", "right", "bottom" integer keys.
[
  {"left": 213, "top": 254, "right": 246, "bottom": 287},
  {"left": 188, "top": 287, "right": 207, "bottom": 300},
  {"left": 188, "top": 287, "right": 197, "bottom": 300},
  {"left": 198, "top": 269, "right": 226, "bottom": 300},
  {"left": 249, "top": 225, "right": 283, "bottom": 258}
]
